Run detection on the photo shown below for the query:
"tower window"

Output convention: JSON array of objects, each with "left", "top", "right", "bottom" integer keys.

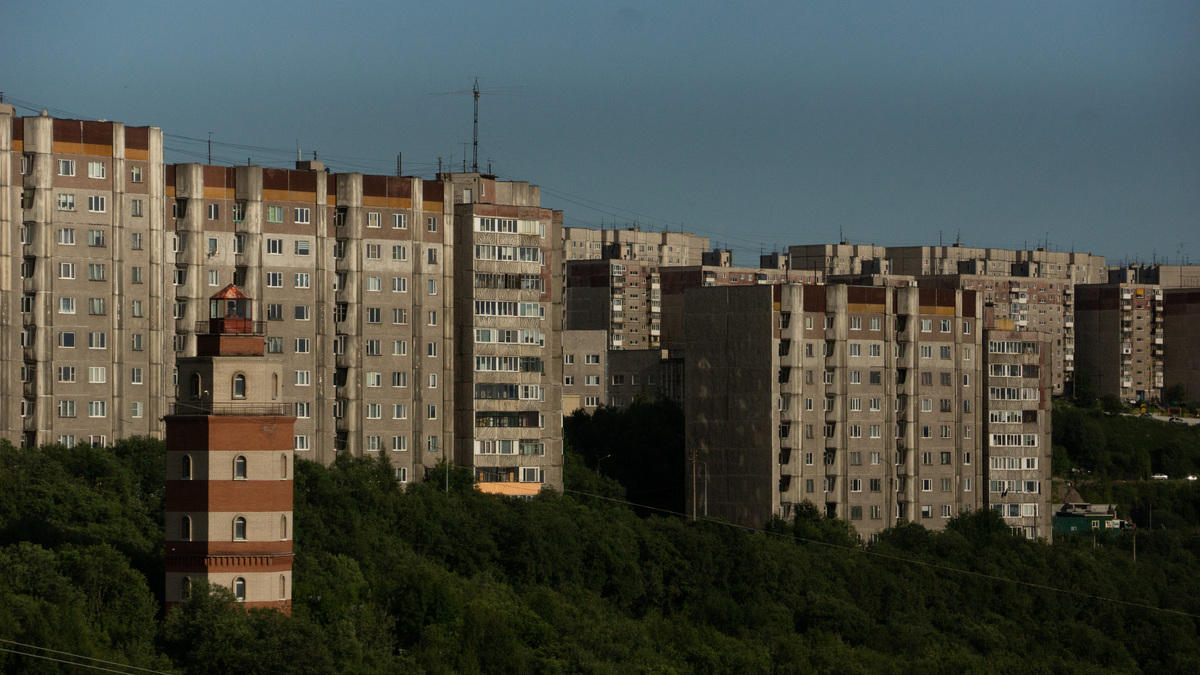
[
  {"left": 233, "top": 577, "right": 246, "bottom": 601},
  {"left": 234, "top": 456, "right": 247, "bottom": 480},
  {"left": 232, "top": 373, "right": 246, "bottom": 399},
  {"left": 233, "top": 517, "right": 246, "bottom": 541}
]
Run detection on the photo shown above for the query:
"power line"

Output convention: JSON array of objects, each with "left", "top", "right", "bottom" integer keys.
[{"left": 0, "top": 640, "right": 171, "bottom": 674}]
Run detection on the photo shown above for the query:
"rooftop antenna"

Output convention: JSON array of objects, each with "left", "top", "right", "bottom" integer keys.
[
  {"left": 396, "top": 153, "right": 402, "bottom": 177},
  {"left": 473, "top": 77, "right": 479, "bottom": 173},
  {"left": 461, "top": 142, "right": 468, "bottom": 172},
  {"left": 956, "top": 229, "right": 961, "bottom": 246}
]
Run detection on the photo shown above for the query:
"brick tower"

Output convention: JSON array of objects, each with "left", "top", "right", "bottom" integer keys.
[{"left": 165, "top": 285, "right": 295, "bottom": 612}]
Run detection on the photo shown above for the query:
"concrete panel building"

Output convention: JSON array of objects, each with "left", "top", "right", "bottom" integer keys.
[
  {"left": 562, "top": 329, "right": 607, "bottom": 414},
  {"left": 1074, "top": 281, "right": 1164, "bottom": 402},
  {"left": 684, "top": 282, "right": 1051, "bottom": 538},
  {"left": 448, "top": 173, "right": 564, "bottom": 495},
  {"left": 983, "top": 328, "right": 1053, "bottom": 537},
  {"left": 3, "top": 106, "right": 169, "bottom": 449},
  {"left": 562, "top": 226, "right": 709, "bottom": 266},
  {"left": 1162, "top": 289, "right": 1200, "bottom": 402}
]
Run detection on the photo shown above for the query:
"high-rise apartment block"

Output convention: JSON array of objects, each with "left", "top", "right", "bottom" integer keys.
[
  {"left": 562, "top": 226, "right": 709, "bottom": 266},
  {"left": 684, "top": 283, "right": 1051, "bottom": 538},
  {"left": 1074, "top": 279, "right": 1165, "bottom": 402},
  {"left": 2, "top": 108, "right": 563, "bottom": 492},
  {"left": 446, "top": 173, "right": 564, "bottom": 494}
]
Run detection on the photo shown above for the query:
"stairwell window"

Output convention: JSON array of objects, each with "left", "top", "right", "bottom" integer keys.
[{"left": 234, "top": 456, "right": 247, "bottom": 479}]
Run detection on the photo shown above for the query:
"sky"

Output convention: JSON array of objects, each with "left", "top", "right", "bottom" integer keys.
[{"left": 3, "top": 1, "right": 1197, "bottom": 266}]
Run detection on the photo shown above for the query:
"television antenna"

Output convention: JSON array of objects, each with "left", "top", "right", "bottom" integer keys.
[{"left": 433, "top": 78, "right": 524, "bottom": 173}]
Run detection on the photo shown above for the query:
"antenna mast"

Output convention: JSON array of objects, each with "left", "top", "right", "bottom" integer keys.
[{"left": 472, "top": 77, "right": 480, "bottom": 173}]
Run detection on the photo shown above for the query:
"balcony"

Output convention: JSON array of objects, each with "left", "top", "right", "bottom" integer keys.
[
  {"left": 194, "top": 319, "right": 267, "bottom": 336},
  {"left": 168, "top": 402, "right": 293, "bottom": 416}
]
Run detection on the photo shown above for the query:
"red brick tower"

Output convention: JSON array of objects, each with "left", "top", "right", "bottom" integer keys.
[{"left": 165, "top": 286, "right": 295, "bottom": 613}]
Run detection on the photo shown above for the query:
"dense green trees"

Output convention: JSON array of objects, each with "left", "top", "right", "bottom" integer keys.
[{"left": 3, "top": 425, "right": 1200, "bottom": 673}]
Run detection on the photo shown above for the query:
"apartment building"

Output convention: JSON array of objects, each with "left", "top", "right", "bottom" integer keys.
[
  {"left": 562, "top": 226, "right": 708, "bottom": 266},
  {"left": 1074, "top": 279, "right": 1165, "bottom": 402},
  {"left": 1163, "top": 289, "right": 1200, "bottom": 401},
  {"left": 789, "top": 244, "right": 1107, "bottom": 284},
  {"left": 684, "top": 284, "right": 986, "bottom": 535},
  {"left": 983, "top": 328, "right": 1052, "bottom": 538},
  {"left": 3, "top": 109, "right": 564, "bottom": 492},
  {"left": 2, "top": 106, "right": 169, "bottom": 449},
  {"left": 565, "top": 259, "right": 664, "bottom": 350},
  {"left": 684, "top": 282, "right": 1052, "bottom": 538},
  {"left": 447, "top": 173, "right": 564, "bottom": 495},
  {"left": 165, "top": 162, "right": 455, "bottom": 483},
  {"left": 562, "top": 329, "right": 607, "bottom": 414}
]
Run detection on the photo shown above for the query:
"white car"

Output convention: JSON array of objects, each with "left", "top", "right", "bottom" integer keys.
[{"left": 1151, "top": 473, "right": 1169, "bottom": 480}]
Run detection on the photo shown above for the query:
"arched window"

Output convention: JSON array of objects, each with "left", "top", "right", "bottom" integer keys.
[
  {"left": 279, "top": 574, "right": 286, "bottom": 600},
  {"left": 182, "top": 576, "right": 192, "bottom": 600},
  {"left": 280, "top": 514, "right": 288, "bottom": 540},
  {"left": 232, "top": 373, "right": 246, "bottom": 399},
  {"left": 280, "top": 454, "right": 288, "bottom": 480},
  {"left": 189, "top": 373, "right": 202, "bottom": 400},
  {"left": 233, "top": 577, "right": 246, "bottom": 602},
  {"left": 182, "top": 454, "right": 192, "bottom": 480},
  {"left": 234, "top": 455, "right": 247, "bottom": 479},
  {"left": 233, "top": 516, "right": 246, "bottom": 541},
  {"left": 272, "top": 373, "right": 279, "bottom": 401},
  {"left": 181, "top": 515, "right": 192, "bottom": 541}
]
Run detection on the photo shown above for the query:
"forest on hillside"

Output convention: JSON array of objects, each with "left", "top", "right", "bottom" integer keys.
[{"left": 1, "top": 401, "right": 1199, "bottom": 673}]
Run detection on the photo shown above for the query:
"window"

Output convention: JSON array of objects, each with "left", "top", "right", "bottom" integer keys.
[
  {"left": 88, "top": 401, "right": 106, "bottom": 418},
  {"left": 295, "top": 370, "right": 311, "bottom": 386},
  {"left": 233, "top": 517, "right": 247, "bottom": 541},
  {"left": 207, "top": 270, "right": 219, "bottom": 286},
  {"left": 427, "top": 216, "right": 437, "bottom": 232},
  {"left": 294, "top": 273, "right": 310, "bottom": 289},
  {"left": 59, "top": 332, "right": 76, "bottom": 348},
  {"left": 392, "top": 372, "right": 407, "bottom": 387},
  {"left": 88, "top": 263, "right": 106, "bottom": 281},
  {"left": 131, "top": 266, "right": 143, "bottom": 283},
  {"left": 585, "top": 354, "right": 600, "bottom": 365},
  {"left": 427, "top": 405, "right": 437, "bottom": 420},
  {"left": 59, "top": 297, "right": 76, "bottom": 314},
  {"left": 207, "top": 203, "right": 219, "bottom": 220},
  {"left": 295, "top": 402, "right": 311, "bottom": 418},
  {"left": 88, "top": 195, "right": 106, "bottom": 213},
  {"left": 294, "top": 207, "right": 310, "bottom": 224},
  {"left": 366, "top": 276, "right": 381, "bottom": 291},
  {"left": 88, "top": 332, "right": 106, "bottom": 349},
  {"left": 294, "top": 305, "right": 310, "bottom": 321},
  {"left": 427, "top": 279, "right": 437, "bottom": 295},
  {"left": 87, "top": 161, "right": 106, "bottom": 179},
  {"left": 427, "top": 342, "right": 437, "bottom": 357},
  {"left": 57, "top": 193, "right": 76, "bottom": 211},
  {"left": 234, "top": 455, "right": 247, "bottom": 479},
  {"left": 366, "top": 244, "right": 381, "bottom": 259},
  {"left": 88, "top": 366, "right": 106, "bottom": 383},
  {"left": 267, "top": 238, "right": 283, "bottom": 255},
  {"left": 366, "top": 372, "right": 382, "bottom": 387},
  {"left": 921, "top": 319, "right": 932, "bottom": 332},
  {"left": 58, "top": 366, "right": 76, "bottom": 383},
  {"left": 294, "top": 240, "right": 310, "bottom": 256},
  {"left": 393, "top": 213, "right": 408, "bottom": 229},
  {"left": 131, "top": 334, "right": 144, "bottom": 351},
  {"left": 59, "top": 159, "right": 76, "bottom": 176},
  {"left": 393, "top": 308, "right": 408, "bottom": 324},
  {"left": 131, "top": 166, "right": 143, "bottom": 183},
  {"left": 365, "top": 339, "right": 382, "bottom": 356},
  {"left": 233, "top": 374, "right": 246, "bottom": 398},
  {"left": 266, "top": 272, "right": 283, "bottom": 287},
  {"left": 267, "top": 206, "right": 284, "bottom": 223},
  {"left": 57, "top": 228, "right": 76, "bottom": 245},
  {"left": 366, "top": 404, "right": 382, "bottom": 419},
  {"left": 131, "top": 199, "right": 143, "bottom": 217},
  {"left": 393, "top": 340, "right": 407, "bottom": 356},
  {"left": 295, "top": 436, "right": 310, "bottom": 451},
  {"left": 870, "top": 317, "right": 881, "bottom": 330},
  {"left": 58, "top": 400, "right": 76, "bottom": 418},
  {"left": 59, "top": 262, "right": 75, "bottom": 279},
  {"left": 267, "top": 337, "right": 283, "bottom": 353},
  {"left": 392, "top": 245, "right": 408, "bottom": 261},
  {"left": 849, "top": 343, "right": 861, "bottom": 357}
]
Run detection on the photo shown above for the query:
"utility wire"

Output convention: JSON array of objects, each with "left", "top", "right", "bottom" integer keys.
[
  {"left": 0, "top": 639, "right": 170, "bottom": 674},
  {"left": 0, "top": 646, "right": 169, "bottom": 674}
]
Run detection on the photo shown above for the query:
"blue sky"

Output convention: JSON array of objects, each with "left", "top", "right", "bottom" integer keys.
[{"left": 3, "top": 1, "right": 1197, "bottom": 266}]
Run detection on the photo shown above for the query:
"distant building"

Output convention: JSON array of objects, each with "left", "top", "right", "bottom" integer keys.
[
  {"left": 1052, "top": 502, "right": 1127, "bottom": 536},
  {"left": 562, "top": 330, "right": 607, "bottom": 414},
  {"left": 1163, "top": 289, "right": 1200, "bottom": 401},
  {"left": 562, "top": 226, "right": 709, "bottom": 266},
  {"left": 1074, "top": 278, "right": 1164, "bottom": 402},
  {"left": 683, "top": 283, "right": 1052, "bottom": 538}
]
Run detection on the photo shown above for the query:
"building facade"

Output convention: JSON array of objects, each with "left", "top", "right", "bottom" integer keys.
[
  {"left": 684, "top": 283, "right": 1051, "bottom": 538},
  {"left": 164, "top": 287, "right": 294, "bottom": 612},
  {"left": 1074, "top": 281, "right": 1165, "bottom": 402}
]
